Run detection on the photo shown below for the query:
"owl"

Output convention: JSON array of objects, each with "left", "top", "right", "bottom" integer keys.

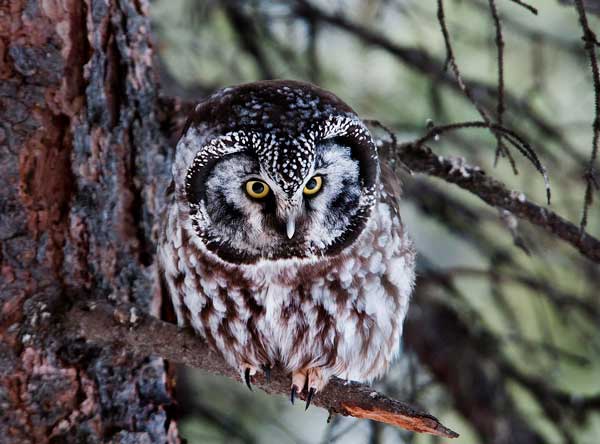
[{"left": 158, "top": 80, "right": 415, "bottom": 408}]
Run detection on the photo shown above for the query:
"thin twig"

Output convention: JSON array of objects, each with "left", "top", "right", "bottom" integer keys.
[
  {"left": 488, "top": 0, "right": 507, "bottom": 166},
  {"left": 414, "top": 120, "right": 551, "bottom": 203},
  {"left": 292, "top": 0, "right": 586, "bottom": 165},
  {"left": 437, "top": 0, "right": 490, "bottom": 123},
  {"left": 573, "top": 0, "right": 600, "bottom": 233},
  {"left": 507, "top": 0, "right": 538, "bottom": 14},
  {"left": 437, "top": 0, "right": 518, "bottom": 173}
]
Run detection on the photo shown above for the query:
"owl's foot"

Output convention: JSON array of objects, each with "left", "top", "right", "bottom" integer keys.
[
  {"left": 290, "top": 370, "right": 307, "bottom": 404},
  {"left": 241, "top": 363, "right": 273, "bottom": 391},
  {"left": 290, "top": 368, "right": 326, "bottom": 410}
]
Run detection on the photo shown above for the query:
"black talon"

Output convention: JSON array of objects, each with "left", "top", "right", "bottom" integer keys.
[
  {"left": 244, "top": 368, "right": 253, "bottom": 392},
  {"left": 305, "top": 387, "right": 316, "bottom": 410},
  {"left": 290, "top": 385, "right": 297, "bottom": 405}
]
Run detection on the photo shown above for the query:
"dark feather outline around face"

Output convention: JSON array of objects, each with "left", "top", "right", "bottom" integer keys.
[{"left": 179, "top": 80, "right": 380, "bottom": 264}]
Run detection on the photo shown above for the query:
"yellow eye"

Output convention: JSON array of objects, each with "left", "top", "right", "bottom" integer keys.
[
  {"left": 303, "top": 176, "right": 323, "bottom": 195},
  {"left": 245, "top": 180, "right": 270, "bottom": 199}
]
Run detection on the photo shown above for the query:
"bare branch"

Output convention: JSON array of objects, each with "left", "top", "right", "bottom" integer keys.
[
  {"left": 385, "top": 141, "right": 600, "bottom": 263},
  {"left": 412, "top": 121, "right": 551, "bottom": 203},
  {"left": 508, "top": 0, "right": 538, "bottom": 14},
  {"left": 436, "top": 0, "right": 492, "bottom": 125},
  {"left": 573, "top": 0, "right": 600, "bottom": 232},
  {"left": 437, "top": 0, "right": 519, "bottom": 173},
  {"left": 63, "top": 300, "right": 459, "bottom": 439},
  {"left": 487, "top": 0, "right": 508, "bottom": 165},
  {"left": 292, "top": 0, "right": 587, "bottom": 166}
]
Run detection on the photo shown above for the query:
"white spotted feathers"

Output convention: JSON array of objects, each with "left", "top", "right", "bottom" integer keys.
[{"left": 158, "top": 80, "right": 416, "bottom": 402}]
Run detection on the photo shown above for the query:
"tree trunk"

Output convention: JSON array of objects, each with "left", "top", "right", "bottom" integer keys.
[{"left": 0, "top": 1, "right": 178, "bottom": 442}]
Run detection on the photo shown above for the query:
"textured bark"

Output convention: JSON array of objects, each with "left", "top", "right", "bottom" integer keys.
[{"left": 0, "top": 1, "right": 177, "bottom": 442}]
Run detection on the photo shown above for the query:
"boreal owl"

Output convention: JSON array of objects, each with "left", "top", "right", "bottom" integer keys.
[{"left": 158, "top": 80, "right": 415, "bottom": 408}]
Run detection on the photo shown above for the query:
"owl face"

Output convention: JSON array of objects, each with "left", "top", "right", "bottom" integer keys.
[
  {"left": 199, "top": 140, "right": 362, "bottom": 259},
  {"left": 175, "top": 80, "right": 380, "bottom": 263}
]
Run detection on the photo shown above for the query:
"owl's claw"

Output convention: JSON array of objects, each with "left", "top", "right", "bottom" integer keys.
[
  {"left": 244, "top": 367, "right": 253, "bottom": 391},
  {"left": 242, "top": 364, "right": 271, "bottom": 390},
  {"left": 241, "top": 365, "right": 259, "bottom": 391},
  {"left": 305, "top": 387, "right": 316, "bottom": 410},
  {"left": 290, "top": 385, "right": 298, "bottom": 404},
  {"left": 290, "top": 368, "right": 308, "bottom": 405},
  {"left": 290, "top": 368, "right": 326, "bottom": 409},
  {"left": 304, "top": 367, "right": 326, "bottom": 410}
]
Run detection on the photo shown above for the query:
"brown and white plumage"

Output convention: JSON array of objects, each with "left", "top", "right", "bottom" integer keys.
[{"left": 158, "top": 80, "right": 415, "bottom": 402}]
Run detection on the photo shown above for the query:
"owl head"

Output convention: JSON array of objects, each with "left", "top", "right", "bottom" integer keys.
[{"left": 172, "top": 80, "right": 380, "bottom": 263}]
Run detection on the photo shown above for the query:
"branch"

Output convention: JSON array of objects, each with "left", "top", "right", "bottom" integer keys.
[
  {"left": 413, "top": 121, "right": 551, "bottom": 202},
  {"left": 436, "top": 0, "right": 493, "bottom": 126},
  {"left": 63, "top": 300, "right": 459, "bottom": 439},
  {"left": 387, "top": 141, "right": 600, "bottom": 263},
  {"left": 508, "top": 0, "right": 538, "bottom": 14},
  {"left": 436, "top": 0, "right": 513, "bottom": 172},
  {"left": 292, "top": 0, "right": 587, "bottom": 165},
  {"left": 487, "top": 0, "right": 508, "bottom": 165},
  {"left": 573, "top": 0, "right": 600, "bottom": 232}
]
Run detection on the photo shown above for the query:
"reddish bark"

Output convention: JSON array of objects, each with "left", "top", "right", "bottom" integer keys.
[{"left": 0, "top": 1, "right": 178, "bottom": 442}]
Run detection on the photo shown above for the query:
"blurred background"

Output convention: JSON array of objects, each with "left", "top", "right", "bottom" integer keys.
[{"left": 149, "top": 1, "right": 600, "bottom": 443}]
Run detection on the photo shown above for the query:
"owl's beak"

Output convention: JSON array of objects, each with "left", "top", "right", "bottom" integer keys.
[
  {"left": 286, "top": 216, "right": 296, "bottom": 239},
  {"left": 278, "top": 196, "right": 301, "bottom": 239}
]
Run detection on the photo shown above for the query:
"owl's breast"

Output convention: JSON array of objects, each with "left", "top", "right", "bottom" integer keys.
[
  {"left": 228, "top": 199, "right": 416, "bottom": 379},
  {"left": 160, "top": 191, "right": 415, "bottom": 382}
]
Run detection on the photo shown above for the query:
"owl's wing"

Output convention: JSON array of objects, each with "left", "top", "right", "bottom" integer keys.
[
  {"left": 379, "top": 161, "right": 404, "bottom": 218},
  {"left": 156, "top": 181, "right": 177, "bottom": 322}
]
